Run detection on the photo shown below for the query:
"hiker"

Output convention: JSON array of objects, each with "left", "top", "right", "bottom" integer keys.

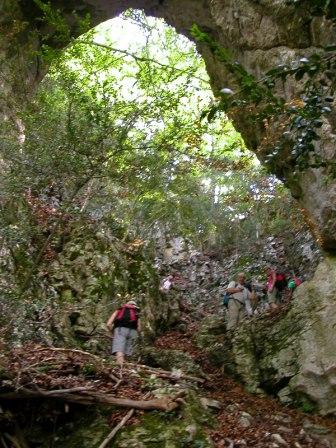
[
  {"left": 160, "top": 274, "right": 174, "bottom": 293},
  {"left": 226, "top": 272, "right": 254, "bottom": 330},
  {"left": 266, "top": 266, "right": 278, "bottom": 310},
  {"left": 106, "top": 299, "right": 141, "bottom": 366},
  {"left": 265, "top": 266, "right": 287, "bottom": 310}
]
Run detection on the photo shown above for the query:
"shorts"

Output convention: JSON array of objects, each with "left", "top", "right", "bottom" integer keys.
[
  {"left": 267, "top": 287, "right": 279, "bottom": 303},
  {"left": 112, "top": 326, "right": 138, "bottom": 356}
]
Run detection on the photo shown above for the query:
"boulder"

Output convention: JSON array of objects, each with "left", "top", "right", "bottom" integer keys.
[
  {"left": 271, "top": 433, "right": 289, "bottom": 446},
  {"left": 263, "top": 256, "right": 336, "bottom": 416},
  {"left": 238, "top": 411, "right": 253, "bottom": 428},
  {"left": 141, "top": 346, "right": 203, "bottom": 376}
]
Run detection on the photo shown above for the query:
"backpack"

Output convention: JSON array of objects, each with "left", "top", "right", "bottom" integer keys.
[
  {"left": 245, "top": 281, "right": 252, "bottom": 293},
  {"left": 115, "top": 304, "right": 138, "bottom": 328},
  {"left": 222, "top": 291, "right": 231, "bottom": 308},
  {"left": 287, "top": 279, "right": 296, "bottom": 289},
  {"left": 288, "top": 276, "right": 302, "bottom": 289},
  {"left": 293, "top": 276, "right": 302, "bottom": 287},
  {"left": 275, "top": 273, "right": 287, "bottom": 292},
  {"left": 222, "top": 283, "right": 237, "bottom": 308}
]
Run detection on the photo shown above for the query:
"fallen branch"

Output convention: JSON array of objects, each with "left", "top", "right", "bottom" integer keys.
[
  {"left": 32, "top": 347, "right": 119, "bottom": 382},
  {"left": 34, "top": 346, "right": 103, "bottom": 361},
  {"left": 98, "top": 391, "right": 151, "bottom": 448},
  {"left": 46, "top": 387, "right": 93, "bottom": 395},
  {"left": 20, "top": 357, "right": 55, "bottom": 372},
  {"left": 98, "top": 409, "right": 134, "bottom": 448},
  {"left": 1, "top": 388, "right": 184, "bottom": 412},
  {"left": 123, "top": 361, "right": 205, "bottom": 384},
  {"left": 108, "top": 373, "right": 120, "bottom": 383},
  {"left": 113, "top": 378, "right": 123, "bottom": 390}
]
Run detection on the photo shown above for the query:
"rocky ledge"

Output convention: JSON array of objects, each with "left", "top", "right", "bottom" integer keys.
[{"left": 197, "top": 257, "right": 336, "bottom": 417}]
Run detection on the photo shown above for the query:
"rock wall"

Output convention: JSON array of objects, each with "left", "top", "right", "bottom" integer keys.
[
  {"left": 0, "top": 218, "right": 180, "bottom": 350},
  {"left": 197, "top": 256, "right": 336, "bottom": 416},
  {"left": 1, "top": 0, "right": 336, "bottom": 418},
  {"left": 1, "top": 0, "right": 335, "bottom": 250},
  {"left": 154, "top": 230, "right": 321, "bottom": 313},
  {"left": 157, "top": 232, "right": 335, "bottom": 417}
]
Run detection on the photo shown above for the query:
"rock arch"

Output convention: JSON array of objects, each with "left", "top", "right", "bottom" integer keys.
[
  {"left": 1, "top": 0, "right": 335, "bottom": 251},
  {"left": 1, "top": 0, "right": 336, "bottom": 415}
]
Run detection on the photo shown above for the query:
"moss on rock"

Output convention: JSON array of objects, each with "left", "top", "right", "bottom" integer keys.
[
  {"left": 141, "top": 346, "right": 203, "bottom": 376},
  {"left": 116, "top": 390, "right": 214, "bottom": 448}
]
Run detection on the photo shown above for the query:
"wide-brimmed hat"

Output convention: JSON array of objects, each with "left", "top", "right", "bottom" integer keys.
[{"left": 126, "top": 300, "right": 140, "bottom": 309}]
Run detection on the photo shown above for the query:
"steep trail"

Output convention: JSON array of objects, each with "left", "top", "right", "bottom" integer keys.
[
  {"left": 153, "top": 313, "right": 336, "bottom": 448},
  {"left": 1, "top": 313, "right": 336, "bottom": 447}
]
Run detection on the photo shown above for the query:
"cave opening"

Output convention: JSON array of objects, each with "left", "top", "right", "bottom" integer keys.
[{"left": 0, "top": 7, "right": 321, "bottom": 330}]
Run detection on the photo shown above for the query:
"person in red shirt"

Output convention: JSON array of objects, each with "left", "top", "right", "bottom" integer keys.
[
  {"left": 107, "top": 299, "right": 141, "bottom": 366},
  {"left": 266, "top": 266, "right": 279, "bottom": 310}
]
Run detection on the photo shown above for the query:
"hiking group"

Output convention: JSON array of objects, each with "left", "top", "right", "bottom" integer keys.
[
  {"left": 224, "top": 267, "right": 302, "bottom": 330},
  {"left": 106, "top": 267, "right": 302, "bottom": 364}
]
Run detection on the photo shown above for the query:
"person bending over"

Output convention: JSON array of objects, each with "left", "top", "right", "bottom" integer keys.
[{"left": 226, "top": 272, "right": 253, "bottom": 331}]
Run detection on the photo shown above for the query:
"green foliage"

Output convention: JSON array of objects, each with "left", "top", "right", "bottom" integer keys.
[
  {"left": 32, "top": 0, "right": 92, "bottom": 63},
  {"left": 81, "top": 363, "right": 97, "bottom": 377},
  {"left": 264, "top": 52, "right": 336, "bottom": 173},
  {"left": 33, "top": 0, "right": 71, "bottom": 43},
  {"left": 0, "top": 12, "right": 209, "bottom": 298},
  {"left": 0, "top": 10, "right": 307, "bottom": 307},
  {"left": 298, "top": 398, "right": 317, "bottom": 414}
]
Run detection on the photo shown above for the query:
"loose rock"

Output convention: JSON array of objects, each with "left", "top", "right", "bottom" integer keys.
[{"left": 271, "top": 433, "right": 289, "bottom": 446}]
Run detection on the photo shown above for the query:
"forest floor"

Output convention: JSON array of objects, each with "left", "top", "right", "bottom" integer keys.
[{"left": 1, "top": 308, "right": 336, "bottom": 447}]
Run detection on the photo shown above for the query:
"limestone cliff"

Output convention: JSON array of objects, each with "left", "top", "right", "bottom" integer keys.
[
  {"left": 1, "top": 0, "right": 336, "bottom": 426},
  {"left": 0, "top": 218, "right": 180, "bottom": 350},
  {"left": 197, "top": 256, "right": 336, "bottom": 417}
]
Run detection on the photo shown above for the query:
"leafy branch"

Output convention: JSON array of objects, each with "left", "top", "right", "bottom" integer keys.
[{"left": 78, "top": 40, "right": 209, "bottom": 84}]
